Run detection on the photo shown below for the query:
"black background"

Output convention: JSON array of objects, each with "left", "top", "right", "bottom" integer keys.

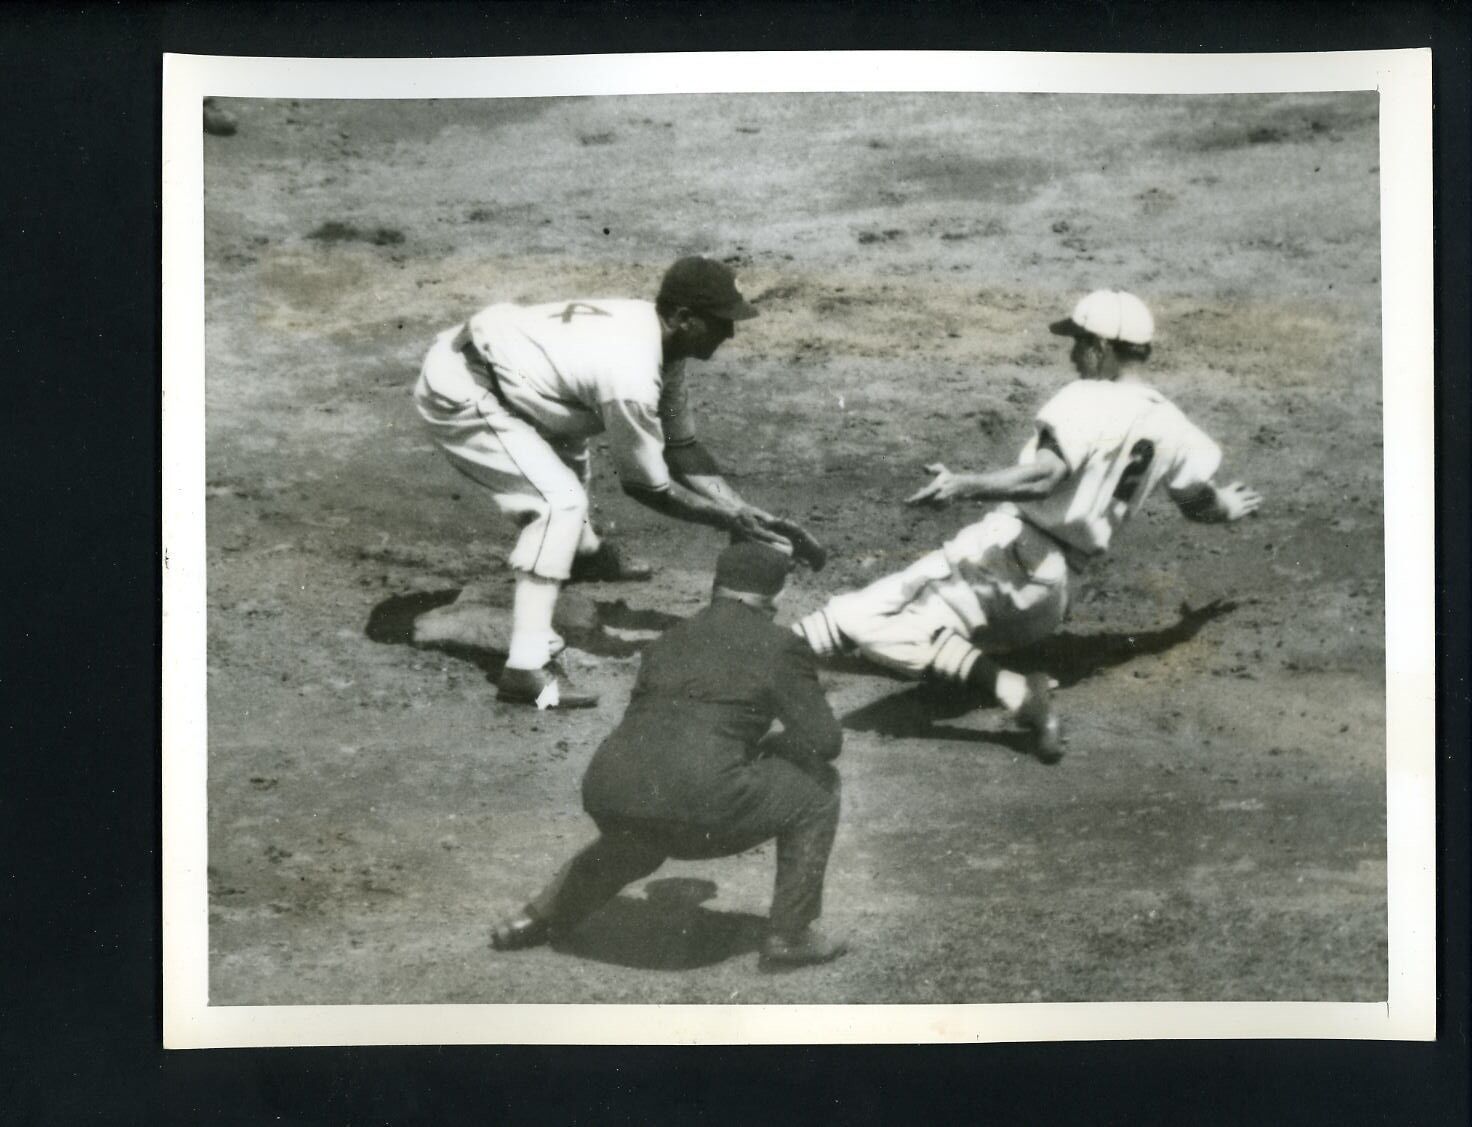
[{"left": 2, "top": 2, "right": 1466, "bottom": 1122}]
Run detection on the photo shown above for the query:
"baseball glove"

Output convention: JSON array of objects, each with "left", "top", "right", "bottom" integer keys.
[{"left": 763, "top": 516, "right": 829, "bottom": 571}]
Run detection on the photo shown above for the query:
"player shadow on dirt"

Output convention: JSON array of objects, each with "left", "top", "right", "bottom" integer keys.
[
  {"left": 840, "top": 600, "right": 1239, "bottom": 757},
  {"left": 363, "top": 589, "right": 687, "bottom": 677},
  {"left": 551, "top": 877, "right": 768, "bottom": 970},
  {"left": 1008, "top": 597, "right": 1239, "bottom": 685}
]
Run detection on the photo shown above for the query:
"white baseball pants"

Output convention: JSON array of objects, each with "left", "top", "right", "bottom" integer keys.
[
  {"left": 414, "top": 327, "right": 599, "bottom": 582},
  {"left": 796, "top": 510, "right": 1070, "bottom": 679}
]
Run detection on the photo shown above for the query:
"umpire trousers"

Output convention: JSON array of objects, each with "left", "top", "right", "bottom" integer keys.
[{"left": 526, "top": 757, "right": 840, "bottom": 939}]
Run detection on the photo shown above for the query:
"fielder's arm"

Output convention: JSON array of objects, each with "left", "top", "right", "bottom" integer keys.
[
  {"left": 661, "top": 437, "right": 787, "bottom": 543},
  {"left": 622, "top": 477, "right": 788, "bottom": 546},
  {"left": 906, "top": 447, "right": 1069, "bottom": 507},
  {"left": 620, "top": 476, "right": 754, "bottom": 532},
  {"left": 1170, "top": 480, "right": 1263, "bottom": 523},
  {"left": 602, "top": 402, "right": 786, "bottom": 544},
  {"left": 666, "top": 438, "right": 773, "bottom": 513}
]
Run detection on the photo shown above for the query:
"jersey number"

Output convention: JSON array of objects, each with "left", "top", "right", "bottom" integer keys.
[
  {"left": 1114, "top": 439, "right": 1155, "bottom": 502},
  {"left": 551, "top": 302, "right": 611, "bottom": 323}
]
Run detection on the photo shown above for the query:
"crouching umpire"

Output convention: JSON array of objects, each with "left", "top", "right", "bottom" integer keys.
[{"left": 491, "top": 542, "right": 848, "bottom": 970}]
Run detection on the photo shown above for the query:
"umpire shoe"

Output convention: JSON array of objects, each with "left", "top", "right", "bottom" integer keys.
[
  {"left": 569, "top": 541, "right": 654, "bottom": 583},
  {"left": 497, "top": 663, "right": 600, "bottom": 709},
  {"left": 491, "top": 911, "right": 551, "bottom": 952},
  {"left": 1013, "top": 673, "right": 1064, "bottom": 764},
  {"left": 759, "top": 925, "right": 849, "bottom": 971}
]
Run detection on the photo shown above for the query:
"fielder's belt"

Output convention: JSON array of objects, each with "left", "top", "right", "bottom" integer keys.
[{"left": 451, "top": 323, "right": 532, "bottom": 422}]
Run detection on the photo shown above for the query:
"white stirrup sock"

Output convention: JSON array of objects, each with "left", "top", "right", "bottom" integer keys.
[
  {"left": 793, "top": 608, "right": 848, "bottom": 657},
  {"left": 507, "top": 574, "right": 563, "bottom": 671},
  {"left": 930, "top": 630, "right": 984, "bottom": 684},
  {"left": 930, "top": 630, "right": 1029, "bottom": 711},
  {"left": 992, "top": 670, "right": 1029, "bottom": 713}
]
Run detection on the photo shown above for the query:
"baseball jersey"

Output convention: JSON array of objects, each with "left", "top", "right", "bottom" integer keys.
[
  {"left": 465, "top": 299, "right": 696, "bottom": 491},
  {"left": 1012, "top": 379, "right": 1222, "bottom": 557}
]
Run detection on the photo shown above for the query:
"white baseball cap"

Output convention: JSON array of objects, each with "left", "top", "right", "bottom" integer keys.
[{"left": 1049, "top": 290, "right": 1154, "bottom": 345}]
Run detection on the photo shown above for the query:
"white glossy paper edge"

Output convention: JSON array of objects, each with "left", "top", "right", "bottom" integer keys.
[{"left": 162, "top": 48, "right": 1435, "bottom": 1048}]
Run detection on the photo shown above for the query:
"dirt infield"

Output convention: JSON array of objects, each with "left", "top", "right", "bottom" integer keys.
[{"left": 202, "top": 92, "right": 1385, "bottom": 1005}]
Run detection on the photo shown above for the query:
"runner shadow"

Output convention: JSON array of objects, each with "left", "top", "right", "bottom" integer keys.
[
  {"left": 553, "top": 877, "right": 767, "bottom": 970},
  {"left": 1006, "top": 598, "right": 1239, "bottom": 688},
  {"left": 840, "top": 601, "right": 1238, "bottom": 756}
]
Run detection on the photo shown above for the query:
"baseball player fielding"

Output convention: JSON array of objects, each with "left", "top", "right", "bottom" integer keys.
[{"left": 413, "top": 255, "right": 823, "bottom": 709}]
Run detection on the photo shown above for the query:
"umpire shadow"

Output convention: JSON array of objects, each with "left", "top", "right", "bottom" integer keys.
[
  {"left": 363, "top": 589, "right": 688, "bottom": 678},
  {"left": 552, "top": 877, "right": 767, "bottom": 971},
  {"left": 841, "top": 601, "right": 1239, "bottom": 753}
]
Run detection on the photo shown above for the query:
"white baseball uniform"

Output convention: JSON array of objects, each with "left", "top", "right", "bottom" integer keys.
[
  {"left": 414, "top": 299, "right": 696, "bottom": 581},
  {"left": 801, "top": 378, "right": 1223, "bottom": 677}
]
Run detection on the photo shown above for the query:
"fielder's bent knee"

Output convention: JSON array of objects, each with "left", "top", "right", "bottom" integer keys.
[
  {"left": 507, "top": 482, "right": 591, "bottom": 580},
  {"left": 542, "top": 482, "right": 589, "bottom": 521}
]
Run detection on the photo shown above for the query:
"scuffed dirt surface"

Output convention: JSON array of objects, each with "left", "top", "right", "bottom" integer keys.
[{"left": 202, "top": 93, "right": 1385, "bottom": 1004}]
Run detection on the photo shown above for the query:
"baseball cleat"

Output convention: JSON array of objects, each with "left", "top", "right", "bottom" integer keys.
[
  {"left": 490, "top": 911, "right": 551, "bottom": 952},
  {"left": 758, "top": 925, "right": 849, "bottom": 971},
  {"left": 1012, "top": 672, "right": 1064, "bottom": 763},
  {"left": 497, "top": 664, "right": 600, "bottom": 709},
  {"left": 569, "top": 542, "right": 654, "bottom": 583}
]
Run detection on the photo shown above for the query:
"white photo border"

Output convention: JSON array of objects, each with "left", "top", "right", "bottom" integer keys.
[{"left": 162, "top": 48, "right": 1434, "bottom": 1048}]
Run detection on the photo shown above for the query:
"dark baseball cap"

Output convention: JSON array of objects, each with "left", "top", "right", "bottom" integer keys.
[{"left": 657, "top": 256, "right": 759, "bottom": 321}]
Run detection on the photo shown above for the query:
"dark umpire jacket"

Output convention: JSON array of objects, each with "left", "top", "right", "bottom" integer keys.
[{"left": 581, "top": 598, "right": 842, "bottom": 831}]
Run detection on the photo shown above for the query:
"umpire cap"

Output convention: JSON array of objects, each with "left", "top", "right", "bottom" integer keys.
[{"left": 713, "top": 542, "right": 791, "bottom": 597}]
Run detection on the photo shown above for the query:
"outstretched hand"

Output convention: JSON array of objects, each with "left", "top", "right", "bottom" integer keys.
[
  {"left": 906, "top": 464, "right": 967, "bottom": 507},
  {"left": 1217, "top": 481, "right": 1263, "bottom": 521}
]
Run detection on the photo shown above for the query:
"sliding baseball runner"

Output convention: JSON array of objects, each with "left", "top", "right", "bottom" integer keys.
[{"left": 793, "top": 290, "right": 1261, "bottom": 761}]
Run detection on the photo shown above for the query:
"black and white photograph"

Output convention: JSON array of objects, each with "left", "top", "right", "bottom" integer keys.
[{"left": 162, "top": 50, "right": 1435, "bottom": 1045}]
